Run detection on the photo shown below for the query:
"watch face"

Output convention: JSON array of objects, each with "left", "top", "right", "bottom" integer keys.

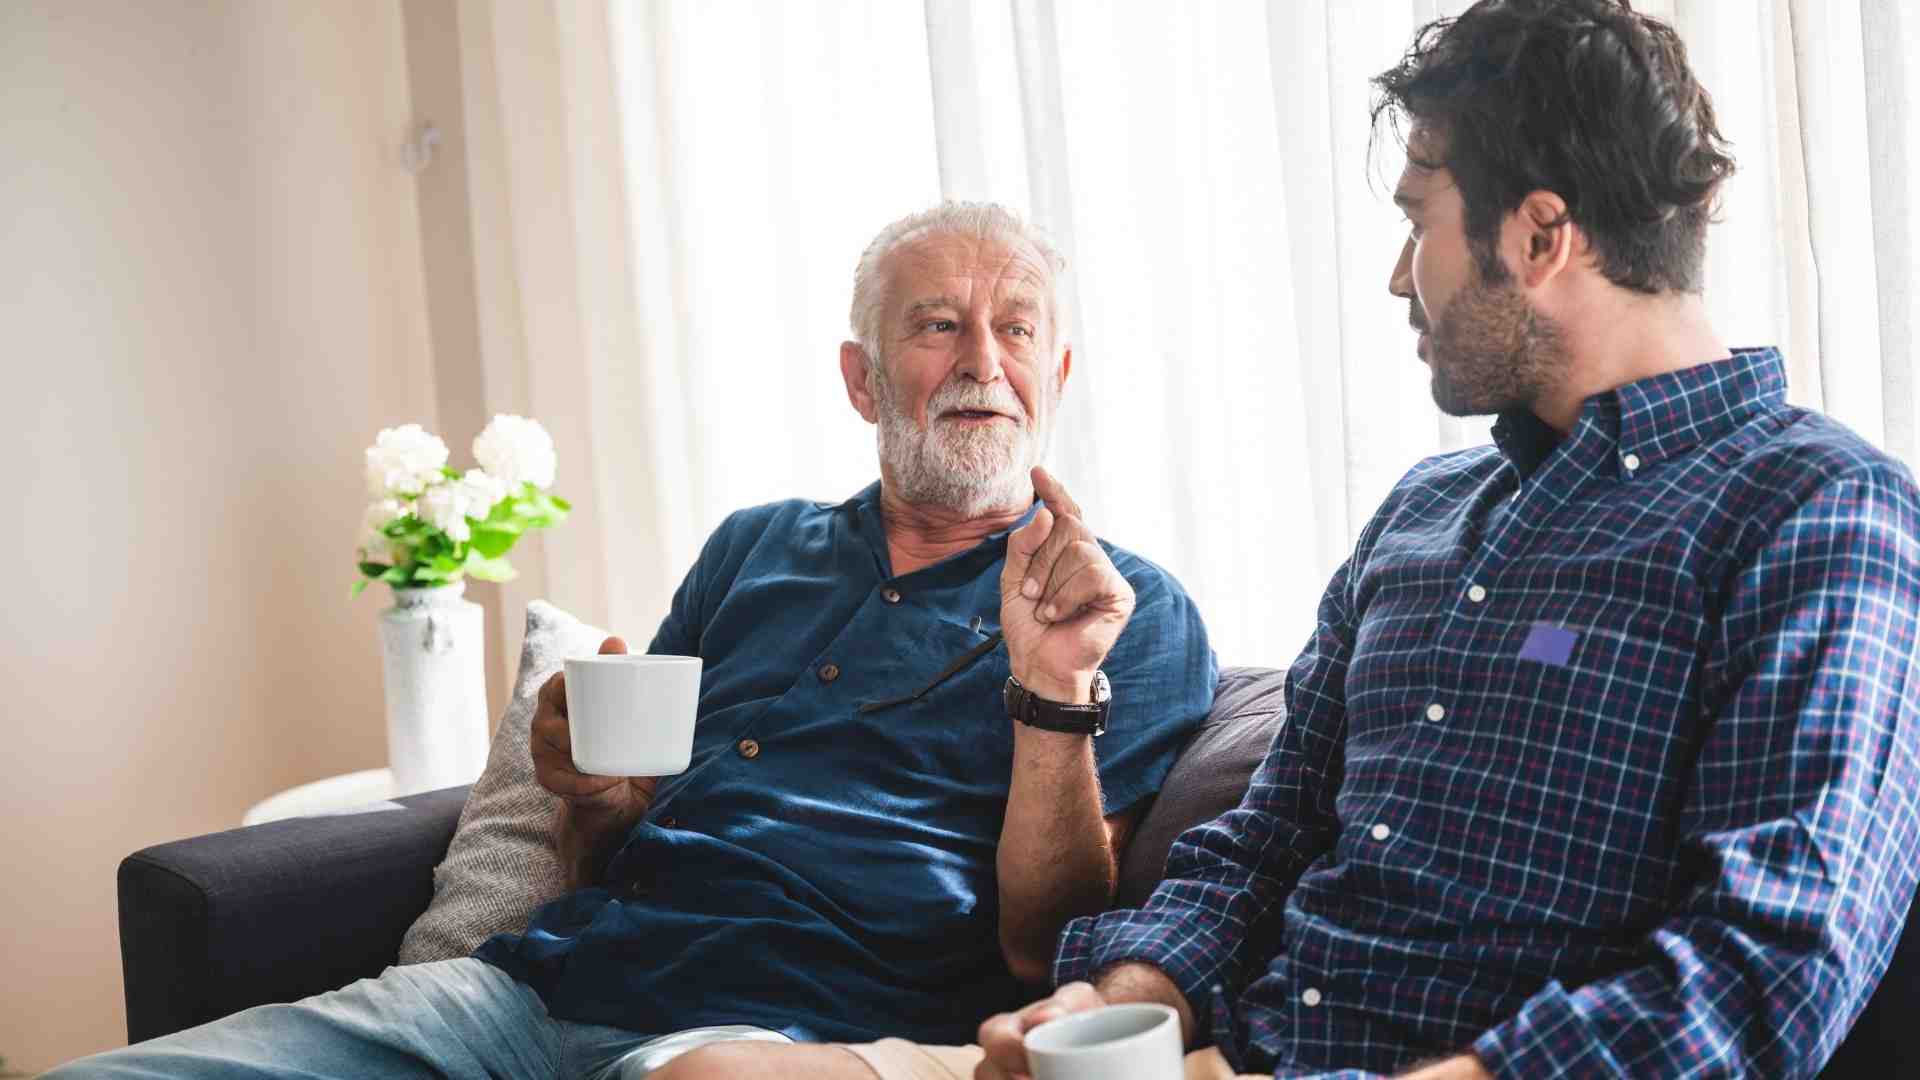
[{"left": 1091, "top": 669, "right": 1112, "bottom": 704}]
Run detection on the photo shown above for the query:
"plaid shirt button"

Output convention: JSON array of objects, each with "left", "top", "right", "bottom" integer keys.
[
  {"left": 1623, "top": 452, "right": 1642, "bottom": 472},
  {"left": 1302, "top": 988, "right": 1323, "bottom": 1007},
  {"left": 1425, "top": 702, "right": 1446, "bottom": 722},
  {"left": 1467, "top": 583, "right": 1487, "bottom": 603},
  {"left": 1371, "top": 823, "right": 1391, "bottom": 841}
]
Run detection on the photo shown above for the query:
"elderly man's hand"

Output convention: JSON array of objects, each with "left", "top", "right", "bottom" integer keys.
[
  {"left": 530, "top": 635, "right": 657, "bottom": 830},
  {"left": 1000, "top": 467, "right": 1135, "bottom": 704}
]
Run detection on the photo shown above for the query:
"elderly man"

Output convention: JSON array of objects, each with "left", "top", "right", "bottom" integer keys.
[{"left": 45, "top": 204, "right": 1214, "bottom": 1079}]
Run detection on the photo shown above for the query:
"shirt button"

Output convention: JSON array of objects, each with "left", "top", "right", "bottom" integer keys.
[
  {"left": 1371, "top": 823, "right": 1391, "bottom": 841},
  {"left": 1466, "top": 584, "right": 1487, "bottom": 603},
  {"left": 1622, "top": 453, "right": 1642, "bottom": 473},
  {"left": 818, "top": 662, "right": 840, "bottom": 683},
  {"left": 1302, "top": 988, "right": 1323, "bottom": 1007},
  {"left": 736, "top": 738, "right": 761, "bottom": 760},
  {"left": 1426, "top": 703, "right": 1446, "bottom": 722},
  {"left": 881, "top": 587, "right": 902, "bottom": 604}
]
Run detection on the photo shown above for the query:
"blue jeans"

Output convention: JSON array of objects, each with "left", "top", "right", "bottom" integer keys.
[{"left": 43, "top": 958, "right": 790, "bottom": 1079}]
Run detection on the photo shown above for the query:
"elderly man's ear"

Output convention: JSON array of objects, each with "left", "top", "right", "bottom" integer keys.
[{"left": 840, "top": 341, "right": 881, "bottom": 424}]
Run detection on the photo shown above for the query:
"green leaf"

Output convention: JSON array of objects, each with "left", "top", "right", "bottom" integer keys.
[
  {"left": 358, "top": 561, "right": 391, "bottom": 578},
  {"left": 470, "top": 526, "right": 518, "bottom": 559},
  {"left": 464, "top": 550, "right": 517, "bottom": 582},
  {"left": 503, "top": 491, "right": 567, "bottom": 530},
  {"left": 378, "top": 565, "right": 410, "bottom": 585},
  {"left": 350, "top": 579, "right": 369, "bottom": 599}
]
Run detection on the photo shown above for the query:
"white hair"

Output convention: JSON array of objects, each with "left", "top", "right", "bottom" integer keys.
[{"left": 848, "top": 201, "right": 1070, "bottom": 368}]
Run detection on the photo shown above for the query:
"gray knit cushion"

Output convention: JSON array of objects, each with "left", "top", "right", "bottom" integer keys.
[
  {"left": 1116, "top": 666, "right": 1288, "bottom": 907},
  {"left": 398, "top": 599, "right": 609, "bottom": 962}
]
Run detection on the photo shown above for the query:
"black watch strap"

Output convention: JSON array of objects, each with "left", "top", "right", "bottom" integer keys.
[{"left": 1004, "top": 671, "right": 1111, "bottom": 736}]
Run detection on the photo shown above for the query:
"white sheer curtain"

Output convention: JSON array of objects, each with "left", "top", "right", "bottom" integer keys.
[{"left": 481, "top": 0, "right": 1918, "bottom": 668}]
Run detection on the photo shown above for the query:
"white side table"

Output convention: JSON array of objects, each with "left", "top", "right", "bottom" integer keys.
[{"left": 241, "top": 767, "right": 401, "bottom": 827}]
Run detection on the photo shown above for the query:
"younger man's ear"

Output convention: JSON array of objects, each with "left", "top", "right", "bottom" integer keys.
[{"left": 1509, "top": 190, "right": 1575, "bottom": 289}]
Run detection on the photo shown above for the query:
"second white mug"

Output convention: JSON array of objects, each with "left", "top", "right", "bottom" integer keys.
[{"left": 1023, "top": 1003, "right": 1184, "bottom": 1080}]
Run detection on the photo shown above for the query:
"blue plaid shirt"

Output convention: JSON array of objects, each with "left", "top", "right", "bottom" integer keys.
[{"left": 1056, "top": 349, "right": 1920, "bottom": 1077}]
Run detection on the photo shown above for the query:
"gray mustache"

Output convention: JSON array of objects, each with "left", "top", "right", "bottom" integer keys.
[{"left": 931, "top": 388, "right": 1025, "bottom": 419}]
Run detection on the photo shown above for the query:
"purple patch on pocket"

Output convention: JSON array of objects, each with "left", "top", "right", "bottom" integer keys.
[{"left": 1519, "top": 623, "right": 1579, "bottom": 666}]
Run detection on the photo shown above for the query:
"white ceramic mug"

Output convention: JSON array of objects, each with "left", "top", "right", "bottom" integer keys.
[
  {"left": 1023, "top": 1003, "right": 1184, "bottom": 1080},
  {"left": 562, "top": 654, "right": 702, "bottom": 777}
]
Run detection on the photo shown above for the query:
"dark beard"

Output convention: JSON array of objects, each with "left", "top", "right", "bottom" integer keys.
[{"left": 1426, "top": 271, "right": 1566, "bottom": 418}]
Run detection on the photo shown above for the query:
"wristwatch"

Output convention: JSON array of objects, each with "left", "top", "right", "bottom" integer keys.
[{"left": 1004, "top": 670, "right": 1111, "bottom": 736}]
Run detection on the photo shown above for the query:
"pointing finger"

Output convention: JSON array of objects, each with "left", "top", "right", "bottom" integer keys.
[{"left": 1031, "top": 465, "right": 1085, "bottom": 521}]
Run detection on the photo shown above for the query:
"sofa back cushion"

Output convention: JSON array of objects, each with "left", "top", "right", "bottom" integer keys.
[{"left": 1116, "top": 666, "right": 1287, "bottom": 907}]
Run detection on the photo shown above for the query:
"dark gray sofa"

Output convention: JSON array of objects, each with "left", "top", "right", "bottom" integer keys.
[{"left": 117, "top": 667, "right": 1911, "bottom": 1074}]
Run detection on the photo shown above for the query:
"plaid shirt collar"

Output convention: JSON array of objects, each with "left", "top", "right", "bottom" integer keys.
[{"left": 1492, "top": 347, "right": 1787, "bottom": 482}]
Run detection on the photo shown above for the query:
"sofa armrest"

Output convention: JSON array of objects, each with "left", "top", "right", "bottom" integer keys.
[{"left": 118, "top": 784, "right": 469, "bottom": 1043}]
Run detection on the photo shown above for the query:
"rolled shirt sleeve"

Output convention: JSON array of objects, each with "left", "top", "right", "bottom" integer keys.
[{"left": 1055, "top": 524, "right": 1378, "bottom": 1056}]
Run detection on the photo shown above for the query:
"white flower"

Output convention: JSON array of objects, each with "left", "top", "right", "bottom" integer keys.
[
  {"left": 365, "top": 424, "right": 449, "bottom": 497},
  {"left": 363, "top": 498, "right": 409, "bottom": 532},
  {"left": 458, "top": 467, "right": 508, "bottom": 508},
  {"left": 472, "top": 414, "right": 557, "bottom": 492},
  {"left": 418, "top": 469, "right": 506, "bottom": 544}
]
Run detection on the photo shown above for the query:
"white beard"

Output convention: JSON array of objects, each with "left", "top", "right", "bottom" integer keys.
[{"left": 873, "top": 370, "right": 1051, "bottom": 517}]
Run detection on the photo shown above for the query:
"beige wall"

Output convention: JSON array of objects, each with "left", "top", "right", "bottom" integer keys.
[{"left": 0, "top": 3, "right": 446, "bottom": 1069}]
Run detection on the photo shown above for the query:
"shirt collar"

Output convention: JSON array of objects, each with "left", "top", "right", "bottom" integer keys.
[
  {"left": 1610, "top": 347, "right": 1787, "bottom": 473},
  {"left": 1490, "top": 347, "right": 1787, "bottom": 481}
]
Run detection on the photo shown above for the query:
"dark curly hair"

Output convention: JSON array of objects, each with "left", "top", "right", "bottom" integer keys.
[{"left": 1371, "top": 0, "right": 1735, "bottom": 294}]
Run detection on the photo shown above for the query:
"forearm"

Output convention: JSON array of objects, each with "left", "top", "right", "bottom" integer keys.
[{"left": 997, "top": 678, "right": 1114, "bottom": 982}]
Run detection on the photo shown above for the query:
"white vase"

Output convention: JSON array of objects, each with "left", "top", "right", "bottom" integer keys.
[{"left": 379, "top": 582, "right": 489, "bottom": 796}]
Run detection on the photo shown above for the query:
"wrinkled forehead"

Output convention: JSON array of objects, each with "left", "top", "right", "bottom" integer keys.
[{"left": 883, "top": 231, "right": 1057, "bottom": 314}]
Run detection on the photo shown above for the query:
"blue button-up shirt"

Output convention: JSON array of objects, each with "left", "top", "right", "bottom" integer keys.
[
  {"left": 1056, "top": 349, "right": 1920, "bottom": 1077},
  {"left": 478, "top": 482, "right": 1215, "bottom": 1044}
]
